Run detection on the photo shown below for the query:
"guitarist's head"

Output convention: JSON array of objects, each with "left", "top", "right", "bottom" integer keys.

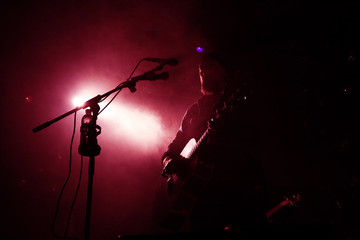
[{"left": 199, "top": 53, "right": 227, "bottom": 96}]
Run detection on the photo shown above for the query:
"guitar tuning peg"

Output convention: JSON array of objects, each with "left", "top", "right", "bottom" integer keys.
[{"left": 208, "top": 118, "right": 215, "bottom": 127}]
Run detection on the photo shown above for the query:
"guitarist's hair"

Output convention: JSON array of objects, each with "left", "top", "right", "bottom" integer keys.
[{"left": 199, "top": 52, "right": 228, "bottom": 73}]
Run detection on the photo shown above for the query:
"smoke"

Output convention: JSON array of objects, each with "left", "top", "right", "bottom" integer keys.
[
  {"left": 5, "top": 1, "right": 358, "bottom": 238},
  {"left": 1, "top": 0, "right": 209, "bottom": 239}
]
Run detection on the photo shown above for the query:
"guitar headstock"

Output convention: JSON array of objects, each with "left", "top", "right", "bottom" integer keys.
[
  {"left": 217, "top": 88, "right": 248, "bottom": 113},
  {"left": 284, "top": 193, "right": 301, "bottom": 206}
]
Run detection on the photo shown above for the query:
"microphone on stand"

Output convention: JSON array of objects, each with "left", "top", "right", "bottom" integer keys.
[
  {"left": 145, "top": 72, "right": 169, "bottom": 81},
  {"left": 144, "top": 58, "right": 178, "bottom": 67},
  {"left": 124, "top": 71, "right": 168, "bottom": 93},
  {"left": 130, "top": 71, "right": 169, "bottom": 82}
]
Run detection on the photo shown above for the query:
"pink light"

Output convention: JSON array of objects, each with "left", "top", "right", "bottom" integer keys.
[
  {"left": 102, "top": 103, "right": 164, "bottom": 151},
  {"left": 71, "top": 87, "right": 165, "bottom": 153},
  {"left": 196, "top": 47, "right": 203, "bottom": 53},
  {"left": 72, "top": 97, "right": 86, "bottom": 107}
]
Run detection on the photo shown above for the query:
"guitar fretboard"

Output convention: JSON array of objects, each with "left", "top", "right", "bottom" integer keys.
[{"left": 188, "top": 127, "right": 211, "bottom": 160}]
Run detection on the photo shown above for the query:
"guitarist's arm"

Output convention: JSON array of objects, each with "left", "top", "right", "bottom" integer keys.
[{"left": 161, "top": 103, "right": 199, "bottom": 176}]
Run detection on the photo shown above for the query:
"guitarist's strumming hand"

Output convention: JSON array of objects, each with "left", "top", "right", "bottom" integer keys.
[
  {"left": 161, "top": 156, "right": 190, "bottom": 179},
  {"left": 162, "top": 156, "right": 190, "bottom": 195}
]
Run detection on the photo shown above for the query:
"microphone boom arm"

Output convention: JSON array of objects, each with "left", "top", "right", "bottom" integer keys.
[{"left": 32, "top": 66, "right": 168, "bottom": 133}]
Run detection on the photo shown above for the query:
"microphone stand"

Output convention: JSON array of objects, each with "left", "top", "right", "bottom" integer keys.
[
  {"left": 32, "top": 65, "right": 168, "bottom": 240},
  {"left": 78, "top": 102, "right": 101, "bottom": 240}
]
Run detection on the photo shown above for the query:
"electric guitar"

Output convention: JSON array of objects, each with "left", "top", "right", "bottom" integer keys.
[{"left": 161, "top": 88, "right": 248, "bottom": 231}]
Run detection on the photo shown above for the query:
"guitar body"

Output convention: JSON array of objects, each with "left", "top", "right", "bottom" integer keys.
[{"left": 162, "top": 138, "right": 215, "bottom": 231}]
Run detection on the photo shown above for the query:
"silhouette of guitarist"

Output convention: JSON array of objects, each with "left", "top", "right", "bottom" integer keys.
[{"left": 161, "top": 53, "right": 266, "bottom": 232}]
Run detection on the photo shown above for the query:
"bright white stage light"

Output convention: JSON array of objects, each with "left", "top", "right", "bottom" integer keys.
[
  {"left": 72, "top": 97, "right": 86, "bottom": 107},
  {"left": 72, "top": 90, "right": 165, "bottom": 152}
]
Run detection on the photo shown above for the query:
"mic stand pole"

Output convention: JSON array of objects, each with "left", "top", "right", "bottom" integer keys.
[
  {"left": 85, "top": 154, "right": 95, "bottom": 240},
  {"left": 78, "top": 102, "right": 101, "bottom": 240}
]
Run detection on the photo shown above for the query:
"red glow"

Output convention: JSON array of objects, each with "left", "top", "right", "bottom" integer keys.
[
  {"left": 25, "top": 96, "right": 32, "bottom": 103},
  {"left": 224, "top": 225, "right": 232, "bottom": 231}
]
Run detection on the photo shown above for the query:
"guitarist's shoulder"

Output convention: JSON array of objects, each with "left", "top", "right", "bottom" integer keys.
[{"left": 184, "top": 101, "right": 200, "bottom": 117}]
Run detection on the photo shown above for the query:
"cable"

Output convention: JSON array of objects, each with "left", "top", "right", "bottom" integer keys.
[
  {"left": 98, "top": 89, "right": 122, "bottom": 115},
  {"left": 98, "top": 58, "right": 146, "bottom": 115},
  {"left": 51, "top": 112, "right": 80, "bottom": 240},
  {"left": 64, "top": 155, "right": 83, "bottom": 239}
]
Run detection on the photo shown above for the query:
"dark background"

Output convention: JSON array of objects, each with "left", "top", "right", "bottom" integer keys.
[{"left": 1, "top": 1, "right": 359, "bottom": 239}]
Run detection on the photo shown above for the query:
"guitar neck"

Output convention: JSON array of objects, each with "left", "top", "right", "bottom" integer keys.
[
  {"left": 265, "top": 200, "right": 289, "bottom": 219},
  {"left": 266, "top": 194, "right": 301, "bottom": 220},
  {"left": 188, "top": 127, "right": 211, "bottom": 160}
]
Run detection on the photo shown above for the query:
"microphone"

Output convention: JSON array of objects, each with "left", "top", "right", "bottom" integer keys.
[
  {"left": 147, "top": 72, "right": 169, "bottom": 81},
  {"left": 144, "top": 58, "right": 178, "bottom": 67},
  {"left": 131, "top": 71, "right": 169, "bottom": 81}
]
